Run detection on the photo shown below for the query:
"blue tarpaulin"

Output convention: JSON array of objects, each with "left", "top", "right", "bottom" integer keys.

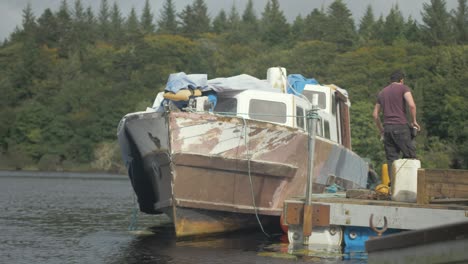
[{"left": 287, "top": 74, "right": 319, "bottom": 95}]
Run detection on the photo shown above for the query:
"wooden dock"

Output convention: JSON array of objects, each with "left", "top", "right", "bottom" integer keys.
[{"left": 282, "top": 169, "right": 468, "bottom": 256}]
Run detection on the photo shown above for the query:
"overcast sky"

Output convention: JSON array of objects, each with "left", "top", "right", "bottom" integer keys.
[{"left": 0, "top": 0, "right": 460, "bottom": 41}]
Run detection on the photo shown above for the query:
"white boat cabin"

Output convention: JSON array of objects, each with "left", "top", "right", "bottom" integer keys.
[
  {"left": 213, "top": 84, "right": 352, "bottom": 148},
  {"left": 152, "top": 69, "right": 352, "bottom": 149}
]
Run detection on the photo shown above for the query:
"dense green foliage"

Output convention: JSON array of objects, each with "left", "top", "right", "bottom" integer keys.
[{"left": 1, "top": 0, "right": 468, "bottom": 173}]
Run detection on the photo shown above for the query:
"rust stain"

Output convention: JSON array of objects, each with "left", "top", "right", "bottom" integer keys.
[
  {"left": 166, "top": 111, "right": 365, "bottom": 215},
  {"left": 175, "top": 218, "right": 241, "bottom": 237}
]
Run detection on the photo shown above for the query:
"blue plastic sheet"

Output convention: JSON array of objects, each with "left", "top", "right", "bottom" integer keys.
[{"left": 287, "top": 74, "right": 319, "bottom": 95}]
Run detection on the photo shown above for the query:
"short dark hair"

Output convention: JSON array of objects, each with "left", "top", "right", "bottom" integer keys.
[{"left": 390, "top": 70, "right": 405, "bottom": 82}]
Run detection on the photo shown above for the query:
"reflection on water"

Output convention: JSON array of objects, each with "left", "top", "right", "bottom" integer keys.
[{"left": 0, "top": 172, "right": 362, "bottom": 264}]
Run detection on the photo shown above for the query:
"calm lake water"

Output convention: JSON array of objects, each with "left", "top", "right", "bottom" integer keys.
[{"left": 0, "top": 171, "right": 364, "bottom": 264}]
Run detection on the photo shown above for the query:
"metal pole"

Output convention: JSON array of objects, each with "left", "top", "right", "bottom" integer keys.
[{"left": 303, "top": 94, "right": 319, "bottom": 244}]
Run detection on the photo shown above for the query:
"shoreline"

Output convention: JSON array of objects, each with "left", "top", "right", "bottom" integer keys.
[{"left": 0, "top": 170, "right": 127, "bottom": 180}]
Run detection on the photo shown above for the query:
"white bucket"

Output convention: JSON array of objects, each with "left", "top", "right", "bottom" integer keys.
[
  {"left": 267, "top": 67, "right": 287, "bottom": 93},
  {"left": 391, "top": 159, "right": 421, "bottom": 202}
]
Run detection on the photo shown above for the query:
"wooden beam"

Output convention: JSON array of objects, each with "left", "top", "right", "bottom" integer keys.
[
  {"left": 430, "top": 198, "right": 468, "bottom": 205},
  {"left": 417, "top": 169, "right": 468, "bottom": 205},
  {"left": 424, "top": 169, "right": 468, "bottom": 185},
  {"left": 417, "top": 169, "right": 428, "bottom": 204},
  {"left": 426, "top": 184, "right": 468, "bottom": 198}
]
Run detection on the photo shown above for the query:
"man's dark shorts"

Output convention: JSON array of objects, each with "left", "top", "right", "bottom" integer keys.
[{"left": 383, "top": 124, "right": 416, "bottom": 163}]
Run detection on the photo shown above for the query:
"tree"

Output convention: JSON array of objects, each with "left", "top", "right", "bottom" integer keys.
[
  {"left": 72, "top": 0, "right": 85, "bottom": 22},
  {"left": 241, "top": 0, "right": 258, "bottom": 34},
  {"left": 324, "top": 0, "right": 356, "bottom": 49},
  {"left": 359, "top": 5, "right": 375, "bottom": 42},
  {"left": 227, "top": 4, "right": 241, "bottom": 31},
  {"left": 157, "top": 0, "right": 178, "bottom": 34},
  {"left": 350, "top": 101, "right": 386, "bottom": 167},
  {"left": 179, "top": 0, "right": 211, "bottom": 35},
  {"left": 140, "top": 0, "right": 155, "bottom": 34},
  {"left": 19, "top": 3, "right": 41, "bottom": 97},
  {"left": 421, "top": 0, "right": 452, "bottom": 45},
  {"left": 84, "top": 6, "right": 97, "bottom": 42},
  {"left": 126, "top": 7, "right": 140, "bottom": 38},
  {"left": 57, "top": 0, "right": 71, "bottom": 26},
  {"left": 192, "top": 0, "right": 211, "bottom": 33},
  {"left": 260, "top": 0, "right": 290, "bottom": 46},
  {"left": 22, "top": 3, "right": 36, "bottom": 31},
  {"left": 98, "top": 0, "right": 110, "bottom": 40},
  {"left": 179, "top": 5, "right": 195, "bottom": 35},
  {"left": 37, "top": 8, "right": 59, "bottom": 46},
  {"left": 110, "top": 2, "right": 124, "bottom": 44},
  {"left": 70, "top": 0, "right": 88, "bottom": 53},
  {"left": 382, "top": 4, "right": 405, "bottom": 45},
  {"left": 451, "top": 0, "right": 468, "bottom": 44},
  {"left": 303, "top": 8, "right": 327, "bottom": 41},
  {"left": 56, "top": 0, "right": 72, "bottom": 56},
  {"left": 404, "top": 16, "right": 422, "bottom": 42},
  {"left": 372, "top": 15, "right": 386, "bottom": 41},
  {"left": 212, "top": 10, "right": 228, "bottom": 34},
  {"left": 291, "top": 15, "right": 305, "bottom": 40}
]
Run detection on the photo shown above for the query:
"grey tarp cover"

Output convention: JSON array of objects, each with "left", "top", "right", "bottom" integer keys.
[{"left": 165, "top": 72, "right": 281, "bottom": 94}]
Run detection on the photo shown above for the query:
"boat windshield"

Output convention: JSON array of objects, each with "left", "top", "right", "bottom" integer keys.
[
  {"left": 249, "top": 99, "right": 287, "bottom": 124},
  {"left": 214, "top": 98, "right": 237, "bottom": 115}
]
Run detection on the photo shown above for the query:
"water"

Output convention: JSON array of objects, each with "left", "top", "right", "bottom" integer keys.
[{"left": 0, "top": 172, "right": 364, "bottom": 264}]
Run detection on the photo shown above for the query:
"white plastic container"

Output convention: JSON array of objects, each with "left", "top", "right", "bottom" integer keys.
[
  {"left": 391, "top": 159, "right": 421, "bottom": 202},
  {"left": 267, "top": 67, "right": 287, "bottom": 93}
]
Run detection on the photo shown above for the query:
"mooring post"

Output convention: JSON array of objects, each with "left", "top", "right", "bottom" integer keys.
[{"left": 303, "top": 94, "right": 319, "bottom": 244}]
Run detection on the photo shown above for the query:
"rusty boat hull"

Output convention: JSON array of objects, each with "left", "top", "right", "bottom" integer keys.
[{"left": 118, "top": 111, "right": 368, "bottom": 237}]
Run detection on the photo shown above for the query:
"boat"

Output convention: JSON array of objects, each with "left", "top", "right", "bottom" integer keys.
[{"left": 117, "top": 68, "right": 369, "bottom": 237}]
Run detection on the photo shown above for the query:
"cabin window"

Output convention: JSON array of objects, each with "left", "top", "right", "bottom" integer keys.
[
  {"left": 296, "top": 107, "right": 305, "bottom": 129},
  {"left": 249, "top": 99, "right": 286, "bottom": 123},
  {"left": 303, "top": 91, "right": 326, "bottom": 109},
  {"left": 324, "top": 120, "right": 331, "bottom": 139},
  {"left": 214, "top": 98, "right": 237, "bottom": 115}
]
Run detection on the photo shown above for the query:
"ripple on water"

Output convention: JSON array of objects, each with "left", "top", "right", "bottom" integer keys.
[{"left": 0, "top": 173, "right": 357, "bottom": 264}]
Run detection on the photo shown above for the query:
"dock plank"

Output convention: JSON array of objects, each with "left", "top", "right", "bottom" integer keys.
[
  {"left": 417, "top": 169, "right": 428, "bottom": 204},
  {"left": 417, "top": 169, "right": 468, "bottom": 205},
  {"left": 424, "top": 169, "right": 468, "bottom": 185}
]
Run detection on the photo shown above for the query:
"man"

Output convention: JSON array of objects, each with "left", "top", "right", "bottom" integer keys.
[{"left": 373, "top": 70, "right": 420, "bottom": 184}]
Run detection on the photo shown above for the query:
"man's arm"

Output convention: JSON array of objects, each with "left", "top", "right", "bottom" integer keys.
[
  {"left": 404, "top": 92, "right": 420, "bottom": 130},
  {"left": 373, "top": 103, "right": 384, "bottom": 136}
]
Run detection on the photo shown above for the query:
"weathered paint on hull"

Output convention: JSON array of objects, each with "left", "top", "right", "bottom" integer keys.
[
  {"left": 118, "top": 111, "right": 368, "bottom": 236},
  {"left": 167, "top": 206, "right": 277, "bottom": 237}
]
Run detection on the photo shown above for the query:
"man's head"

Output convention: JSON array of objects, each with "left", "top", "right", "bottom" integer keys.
[{"left": 390, "top": 70, "right": 405, "bottom": 83}]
